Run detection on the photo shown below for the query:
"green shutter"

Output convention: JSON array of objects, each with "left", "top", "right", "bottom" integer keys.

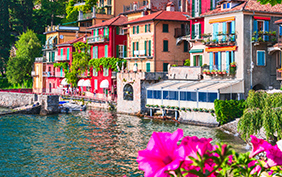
[
  {"left": 146, "top": 62, "right": 150, "bottom": 72},
  {"left": 210, "top": 0, "right": 213, "bottom": 10},
  {"left": 104, "top": 28, "right": 106, "bottom": 36},
  {"left": 60, "top": 49, "right": 63, "bottom": 60},
  {"left": 184, "top": 41, "right": 188, "bottom": 52},
  {"left": 163, "top": 24, "right": 168, "bottom": 32},
  {"left": 199, "top": 0, "right": 201, "bottom": 15},
  {"left": 136, "top": 42, "right": 139, "bottom": 56},
  {"left": 192, "top": 24, "right": 195, "bottom": 39},
  {"left": 145, "top": 24, "right": 147, "bottom": 32},
  {"left": 105, "top": 45, "right": 108, "bottom": 57},
  {"left": 116, "top": 27, "right": 119, "bottom": 35},
  {"left": 144, "top": 41, "right": 147, "bottom": 55},
  {"left": 132, "top": 42, "right": 135, "bottom": 57},
  {"left": 163, "top": 40, "right": 168, "bottom": 51},
  {"left": 137, "top": 25, "right": 139, "bottom": 34},
  {"left": 148, "top": 24, "right": 151, "bottom": 32},
  {"left": 107, "top": 28, "right": 109, "bottom": 36},
  {"left": 163, "top": 63, "right": 169, "bottom": 72},
  {"left": 149, "top": 40, "right": 151, "bottom": 56},
  {"left": 52, "top": 52, "right": 55, "bottom": 62},
  {"left": 124, "top": 45, "right": 127, "bottom": 57},
  {"left": 199, "top": 55, "right": 202, "bottom": 66},
  {"left": 192, "top": 0, "right": 195, "bottom": 17},
  {"left": 116, "top": 45, "right": 119, "bottom": 58},
  {"left": 193, "top": 56, "right": 197, "bottom": 66},
  {"left": 67, "top": 48, "right": 70, "bottom": 60},
  {"left": 133, "top": 26, "right": 135, "bottom": 34},
  {"left": 199, "top": 23, "right": 202, "bottom": 38}
]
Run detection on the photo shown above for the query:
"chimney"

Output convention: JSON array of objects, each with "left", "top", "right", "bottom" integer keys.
[{"left": 166, "top": 2, "right": 175, "bottom": 11}]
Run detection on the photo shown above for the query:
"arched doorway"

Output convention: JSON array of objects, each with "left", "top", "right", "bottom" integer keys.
[
  {"left": 253, "top": 84, "right": 265, "bottom": 91},
  {"left": 123, "top": 84, "right": 133, "bottom": 101}
]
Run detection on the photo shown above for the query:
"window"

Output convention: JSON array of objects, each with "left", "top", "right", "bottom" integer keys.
[
  {"left": 193, "top": 55, "right": 202, "bottom": 66},
  {"left": 257, "top": 50, "right": 266, "bottom": 66},
  {"left": 137, "top": 25, "right": 139, "bottom": 34},
  {"left": 163, "top": 63, "right": 169, "bottom": 72},
  {"left": 105, "top": 45, "right": 108, "bottom": 57},
  {"left": 93, "top": 46, "right": 98, "bottom": 58},
  {"left": 123, "top": 84, "right": 133, "bottom": 101},
  {"left": 163, "top": 91, "right": 178, "bottom": 100},
  {"left": 67, "top": 48, "right": 70, "bottom": 60},
  {"left": 148, "top": 24, "right": 151, "bottom": 32},
  {"left": 118, "top": 45, "right": 124, "bottom": 58},
  {"left": 194, "top": 23, "right": 200, "bottom": 39},
  {"left": 146, "top": 62, "right": 150, "bottom": 72},
  {"left": 147, "top": 90, "right": 161, "bottom": 99},
  {"left": 94, "top": 79, "right": 98, "bottom": 90},
  {"left": 145, "top": 24, "right": 147, "bottom": 32},
  {"left": 163, "top": 24, "right": 169, "bottom": 33},
  {"left": 93, "top": 68, "right": 98, "bottom": 76},
  {"left": 258, "top": 21, "right": 264, "bottom": 31},
  {"left": 222, "top": 2, "right": 231, "bottom": 9},
  {"left": 103, "top": 67, "right": 109, "bottom": 76},
  {"left": 133, "top": 26, "right": 135, "bottom": 34},
  {"left": 195, "top": 0, "right": 200, "bottom": 17},
  {"left": 119, "top": 28, "right": 124, "bottom": 35},
  {"left": 184, "top": 41, "right": 189, "bottom": 52},
  {"left": 163, "top": 40, "right": 168, "bottom": 52},
  {"left": 180, "top": 92, "right": 197, "bottom": 101},
  {"left": 199, "top": 92, "right": 218, "bottom": 102}
]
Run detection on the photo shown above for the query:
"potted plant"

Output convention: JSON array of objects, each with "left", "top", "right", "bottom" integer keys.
[
  {"left": 258, "top": 37, "right": 264, "bottom": 42},
  {"left": 230, "top": 62, "right": 236, "bottom": 75},
  {"left": 171, "top": 106, "right": 175, "bottom": 109},
  {"left": 166, "top": 106, "right": 170, "bottom": 109},
  {"left": 253, "top": 31, "right": 257, "bottom": 36},
  {"left": 204, "top": 108, "right": 209, "bottom": 113},
  {"left": 222, "top": 70, "right": 227, "bottom": 75},
  {"left": 154, "top": 105, "right": 159, "bottom": 108},
  {"left": 258, "top": 30, "right": 264, "bottom": 35},
  {"left": 209, "top": 109, "right": 215, "bottom": 113},
  {"left": 272, "top": 38, "right": 277, "bottom": 43},
  {"left": 251, "top": 37, "right": 256, "bottom": 42},
  {"left": 203, "top": 70, "right": 207, "bottom": 74},
  {"left": 264, "top": 31, "right": 269, "bottom": 35},
  {"left": 160, "top": 105, "right": 165, "bottom": 108},
  {"left": 211, "top": 70, "right": 216, "bottom": 75},
  {"left": 199, "top": 108, "right": 204, "bottom": 112},
  {"left": 175, "top": 106, "right": 179, "bottom": 110},
  {"left": 217, "top": 70, "right": 222, "bottom": 75},
  {"left": 187, "top": 108, "right": 192, "bottom": 112},
  {"left": 193, "top": 108, "right": 198, "bottom": 112},
  {"left": 181, "top": 107, "right": 186, "bottom": 111},
  {"left": 272, "top": 31, "right": 276, "bottom": 36},
  {"left": 206, "top": 70, "right": 211, "bottom": 75},
  {"left": 146, "top": 104, "right": 150, "bottom": 107}
]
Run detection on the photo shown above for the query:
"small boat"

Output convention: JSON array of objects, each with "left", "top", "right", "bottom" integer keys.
[{"left": 59, "top": 102, "right": 86, "bottom": 113}]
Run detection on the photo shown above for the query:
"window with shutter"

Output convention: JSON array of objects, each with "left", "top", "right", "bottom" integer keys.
[
  {"left": 148, "top": 40, "right": 151, "bottom": 56},
  {"left": 146, "top": 62, "right": 150, "bottom": 72},
  {"left": 163, "top": 40, "right": 168, "bottom": 52},
  {"left": 257, "top": 50, "right": 265, "bottom": 66},
  {"left": 137, "top": 25, "right": 139, "bottom": 34},
  {"left": 61, "top": 48, "right": 63, "bottom": 61},
  {"left": 119, "top": 45, "right": 124, "bottom": 58},
  {"left": 144, "top": 41, "right": 147, "bottom": 55},
  {"left": 192, "top": 24, "right": 195, "bottom": 39},
  {"left": 148, "top": 24, "right": 151, "bottom": 32},
  {"left": 184, "top": 41, "right": 188, "bottom": 52},
  {"left": 116, "top": 27, "right": 119, "bottom": 35},
  {"left": 163, "top": 24, "right": 169, "bottom": 32},
  {"left": 105, "top": 45, "right": 108, "bottom": 57},
  {"left": 145, "top": 24, "right": 147, "bottom": 32},
  {"left": 67, "top": 48, "right": 70, "bottom": 60},
  {"left": 93, "top": 68, "right": 98, "bottom": 76},
  {"left": 133, "top": 26, "right": 135, "bottom": 34}
]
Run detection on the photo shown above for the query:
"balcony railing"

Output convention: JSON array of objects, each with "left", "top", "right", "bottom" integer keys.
[
  {"left": 252, "top": 31, "right": 277, "bottom": 44},
  {"left": 43, "top": 72, "right": 56, "bottom": 77},
  {"left": 277, "top": 70, "right": 282, "bottom": 80},
  {"left": 55, "top": 72, "right": 65, "bottom": 78},
  {"left": 35, "top": 57, "right": 46, "bottom": 62},
  {"left": 56, "top": 55, "right": 69, "bottom": 61},
  {"left": 87, "top": 36, "right": 109, "bottom": 43},
  {"left": 174, "top": 28, "right": 189, "bottom": 38},
  {"left": 202, "top": 33, "right": 236, "bottom": 47}
]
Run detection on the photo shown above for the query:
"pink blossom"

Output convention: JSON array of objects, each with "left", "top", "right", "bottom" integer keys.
[
  {"left": 180, "top": 136, "right": 213, "bottom": 160},
  {"left": 137, "top": 129, "right": 184, "bottom": 177},
  {"left": 265, "top": 145, "right": 282, "bottom": 168},
  {"left": 249, "top": 135, "right": 272, "bottom": 158},
  {"left": 248, "top": 160, "right": 262, "bottom": 175}
]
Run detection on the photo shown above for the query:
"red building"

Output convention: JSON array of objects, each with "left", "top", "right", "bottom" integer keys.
[
  {"left": 46, "top": 35, "right": 88, "bottom": 94},
  {"left": 87, "top": 15, "right": 128, "bottom": 99}
]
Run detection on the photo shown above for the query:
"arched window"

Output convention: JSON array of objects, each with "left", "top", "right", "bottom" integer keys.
[{"left": 123, "top": 84, "right": 133, "bottom": 101}]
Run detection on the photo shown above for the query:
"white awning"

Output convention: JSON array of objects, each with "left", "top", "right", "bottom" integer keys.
[
  {"left": 100, "top": 79, "right": 109, "bottom": 88},
  {"left": 77, "top": 79, "right": 84, "bottom": 87},
  {"left": 83, "top": 80, "right": 91, "bottom": 87},
  {"left": 61, "top": 78, "right": 69, "bottom": 86}
]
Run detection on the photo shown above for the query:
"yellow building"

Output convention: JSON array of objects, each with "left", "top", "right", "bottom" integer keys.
[
  {"left": 125, "top": 10, "right": 190, "bottom": 72},
  {"left": 32, "top": 58, "right": 46, "bottom": 93}
]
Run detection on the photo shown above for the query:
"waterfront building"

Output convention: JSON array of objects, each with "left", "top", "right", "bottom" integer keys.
[
  {"left": 87, "top": 15, "right": 128, "bottom": 100},
  {"left": 117, "top": 5, "right": 191, "bottom": 114},
  {"left": 147, "top": 0, "right": 282, "bottom": 110},
  {"left": 32, "top": 25, "right": 89, "bottom": 93}
]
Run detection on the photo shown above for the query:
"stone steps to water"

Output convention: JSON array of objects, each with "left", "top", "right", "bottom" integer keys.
[{"left": 0, "top": 105, "right": 41, "bottom": 116}]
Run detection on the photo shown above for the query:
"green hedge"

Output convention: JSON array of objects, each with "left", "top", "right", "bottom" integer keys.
[{"left": 214, "top": 99, "right": 246, "bottom": 125}]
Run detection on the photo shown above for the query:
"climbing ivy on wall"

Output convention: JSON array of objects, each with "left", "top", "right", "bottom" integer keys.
[
  {"left": 88, "top": 57, "right": 127, "bottom": 72},
  {"left": 238, "top": 90, "right": 282, "bottom": 142},
  {"left": 53, "top": 62, "right": 69, "bottom": 71}
]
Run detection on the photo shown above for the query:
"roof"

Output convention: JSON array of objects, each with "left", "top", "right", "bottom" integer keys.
[
  {"left": 57, "top": 35, "right": 87, "bottom": 46},
  {"left": 202, "top": 0, "right": 282, "bottom": 16},
  {"left": 87, "top": 15, "right": 128, "bottom": 29},
  {"left": 126, "top": 10, "right": 190, "bottom": 24},
  {"left": 274, "top": 19, "right": 282, "bottom": 24}
]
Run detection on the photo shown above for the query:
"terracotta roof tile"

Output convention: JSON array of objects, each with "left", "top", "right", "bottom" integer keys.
[
  {"left": 126, "top": 10, "right": 190, "bottom": 24},
  {"left": 87, "top": 15, "right": 128, "bottom": 29},
  {"left": 202, "top": 0, "right": 282, "bottom": 16},
  {"left": 275, "top": 19, "right": 282, "bottom": 24},
  {"left": 57, "top": 35, "right": 87, "bottom": 46}
]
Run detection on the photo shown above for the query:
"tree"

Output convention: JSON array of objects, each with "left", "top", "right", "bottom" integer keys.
[
  {"left": 238, "top": 90, "right": 282, "bottom": 143},
  {"left": 257, "top": 0, "right": 281, "bottom": 6},
  {"left": 0, "top": 0, "right": 11, "bottom": 76},
  {"left": 57, "top": 42, "right": 91, "bottom": 87},
  {"left": 6, "top": 29, "right": 41, "bottom": 85},
  {"left": 66, "top": 0, "right": 97, "bottom": 21}
]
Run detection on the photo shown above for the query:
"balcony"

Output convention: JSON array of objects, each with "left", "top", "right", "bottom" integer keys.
[
  {"left": 174, "top": 28, "right": 189, "bottom": 38},
  {"left": 78, "top": 12, "right": 94, "bottom": 21},
  {"left": 202, "top": 33, "right": 236, "bottom": 47},
  {"left": 35, "top": 57, "right": 46, "bottom": 62},
  {"left": 55, "top": 72, "right": 65, "bottom": 78},
  {"left": 252, "top": 31, "right": 277, "bottom": 46},
  {"left": 43, "top": 72, "right": 56, "bottom": 77},
  {"left": 277, "top": 70, "right": 282, "bottom": 80},
  {"left": 56, "top": 55, "right": 69, "bottom": 61},
  {"left": 131, "top": 50, "right": 152, "bottom": 59},
  {"left": 87, "top": 36, "right": 109, "bottom": 43}
]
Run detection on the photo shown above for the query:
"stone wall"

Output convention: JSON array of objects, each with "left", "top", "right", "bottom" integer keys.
[
  {"left": 0, "top": 92, "right": 36, "bottom": 108},
  {"left": 0, "top": 92, "right": 59, "bottom": 115},
  {"left": 179, "top": 111, "right": 219, "bottom": 127}
]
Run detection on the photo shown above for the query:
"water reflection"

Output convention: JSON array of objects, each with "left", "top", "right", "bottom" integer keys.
[{"left": 0, "top": 110, "right": 247, "bottom": 176}]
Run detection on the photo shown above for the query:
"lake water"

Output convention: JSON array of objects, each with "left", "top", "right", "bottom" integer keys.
[{"left": 0, "top": 109, "right": 248, "bottom": 176}]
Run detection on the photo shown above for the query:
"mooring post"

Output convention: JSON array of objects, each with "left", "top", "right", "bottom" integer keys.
[
  {"left": 150, "top": 108, "right": 152, "bottom": 117},
  {"left": 162, "top": 109, "right": 164, "bottom": 117},
  {"left": 175, "top": 110, "right": 177, "bottom": 120}
]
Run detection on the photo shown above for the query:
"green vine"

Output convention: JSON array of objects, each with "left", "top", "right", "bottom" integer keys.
[
  {"left": 88, "top": 57, "right": 126, "bottom": 72},
  {"left": 53, "top": 62, "right": 69, "bottom": 71}
]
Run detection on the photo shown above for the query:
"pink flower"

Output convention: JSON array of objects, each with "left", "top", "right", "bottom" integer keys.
[
  {"left": 248, "top": 160, "right": 262, "bottom": 175},
  {"left": 249, "top": 135, "right": 272, "bottom": 158},
  {"left": 137, "top": 129, "right": 184, "bottom": 177},
  {"left": 180, "top": 136, "right": 213, "bottom": 160},
  {"left": 265, "top": 145, "right": 282, "bottom": 168}
]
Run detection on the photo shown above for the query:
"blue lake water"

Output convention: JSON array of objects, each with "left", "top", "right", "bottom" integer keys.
[{"left": 0, "top": 110, "right": 247, "bottom": 176}]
